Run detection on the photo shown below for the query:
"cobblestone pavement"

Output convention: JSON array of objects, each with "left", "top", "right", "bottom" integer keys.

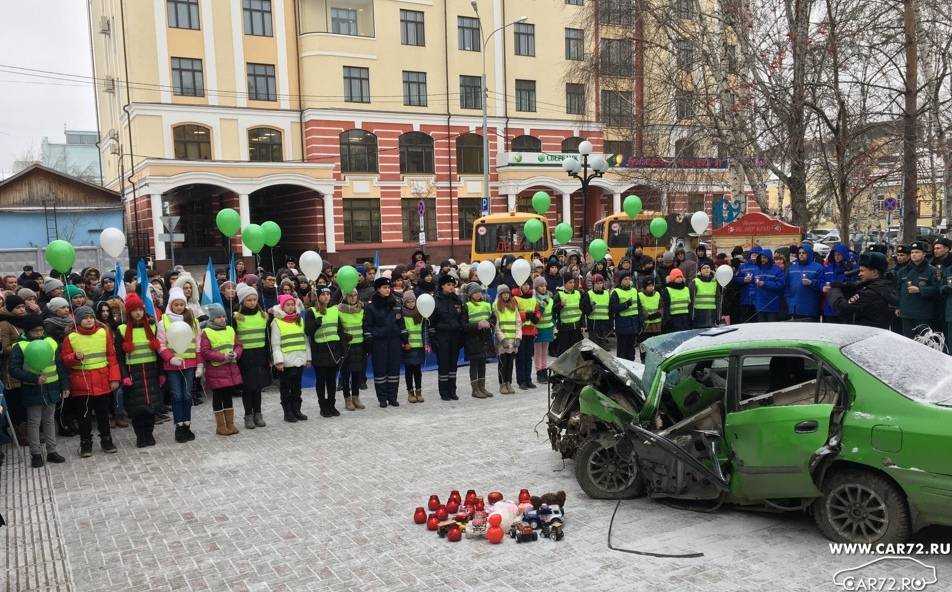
[{"left": 3, "top": 367, "right": 951, "bottom": 591}]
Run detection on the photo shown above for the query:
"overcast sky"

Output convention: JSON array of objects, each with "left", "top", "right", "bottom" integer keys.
[{"left": 0, "top": 0, "right": 96, "bottom": 178}]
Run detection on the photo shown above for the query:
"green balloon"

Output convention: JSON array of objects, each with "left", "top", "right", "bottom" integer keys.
[
  {"left": 554, "top": 222, "right": 574, "bottom": 245},
  {"left": 216, "top": 208, "right": 241, "bottom": 238},
  {"left": 262, "top": 221, "right": 282, "bottom": 247},
  {"left": 623, "top": 195, "right": 643, "bottom": 218},
  {"left": 241, "top": 224, "right": 265, "bottom": 253},
  {"left": 336, "top": 265, "right": 359, "bottom": 294},
  {"left": 45, "top": 240, "right": 75, "bottom": 274},
  {"left": 531, "top": 191, "right": 551, "bottom": 215},
  {"left": 588, "top": 239, "right": 608, "bottom": 262},
  {"left": 24, "top": 339, "right": 54, "bottom": 372},
  {"left": 523, "top": 218, "right": 544, "bottom": 243},
  {"left": 649, "top": 217, "right": 668, "bottom": 238}
]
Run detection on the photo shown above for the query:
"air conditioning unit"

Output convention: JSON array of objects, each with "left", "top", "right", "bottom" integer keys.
[
  {"left": 107, "top": 129, "right": 119, "bottom": 142},
  {"left": 99, "top": 16, "right": 111, "bottom": 34},
  {"left": 109, "top": 145, "right": 121, "bottom": 155},
  {"left": 103, "top": 77, "right": 115, "bottom": 93}
]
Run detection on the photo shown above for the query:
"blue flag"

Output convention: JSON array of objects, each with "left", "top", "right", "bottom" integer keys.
[
  {"left": 201, "top": 257, "right": 222, "bottom": 306},
  {"left": 229, "top": 252, "right": 236, "bottom": 284},
  {"left": 137, "top": 258, "right": 156, "bottom": 318},
  {"left": 114, "top": 261, "right": 127, "bottom": 300}
]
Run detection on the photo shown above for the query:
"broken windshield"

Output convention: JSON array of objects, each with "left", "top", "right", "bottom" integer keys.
[
  {"left": 640, "top": 330, "right": 704, "bottom": 391},
  {"left": 842, "top": 333, "right": 952, "bottom": 405}
]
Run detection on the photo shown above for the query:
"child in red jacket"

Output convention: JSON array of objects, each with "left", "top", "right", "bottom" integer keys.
[{"left": 60, "top": 305, "right": 121, "bottom": 457}]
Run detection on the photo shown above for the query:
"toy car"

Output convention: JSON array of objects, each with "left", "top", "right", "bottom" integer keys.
[
  {"left": 541, "top": 518, "right": 564, "bottom": 541},
  {"left": 465, "top": 511, "right": 487, "bottom": 539},
  {"left": 509, "top": 522, "right": 538, "bottom": 543},
  {"left": 537, "top": 504, "right": 564, "bottom": 525}
]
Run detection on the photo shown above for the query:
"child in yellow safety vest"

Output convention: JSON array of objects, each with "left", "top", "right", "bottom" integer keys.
[
  {"left": 157, "top": 287, "right": 202, "bottom": 443},
  {"left": 532, "top": 276, "right": 555, "bottom": 383},
  {"left": 493, "top": 285, "right": 522, "bottom": 395},
  {"left": 337, "top": 289, "right": 369, "bottom": 410},
  {"left": 638, "top": 277, "right": 664, "bottom": 337},
  {"left": 400, "top": 291, "right": 426, "bottom": 403},
  {"left": 271, "top": 293, "right": 311, "bottom": 423},
  {"left": 513, "top": 283, "right": 540, "bottom": 390},
  {"left": 662, "top": 268, "right": 693, "bottom": 333},
  {"left": 584, "top": 274, "right": 612, "bottom": 350},
  {"left": 692, "top": 263, "right": 719, "bottom": 328},
  {"left": 116, "top": 294, "right": 163, "bottom": 448},
  {"left": 200, "top": 303, "right": 243, "bottom": 436},
  {"left": 232, "top": 284, "right": 271, "bottom": 429}
]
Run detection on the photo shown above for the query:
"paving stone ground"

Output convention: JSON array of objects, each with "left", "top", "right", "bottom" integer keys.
[{"left": 3, "top": 366, "right": 951, "bottom": 591}]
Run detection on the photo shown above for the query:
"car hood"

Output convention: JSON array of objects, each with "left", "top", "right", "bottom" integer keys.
[{"left": 549, "top": 339, "right": 647, "bottom": 403}]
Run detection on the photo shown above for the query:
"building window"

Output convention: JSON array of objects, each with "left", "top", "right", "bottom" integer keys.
[
  {"left": 511, "top": 135, "right": 541, "bottom": 152},
  {"left": 566, "top": 83, "right": 585, "bottom": 115},
  {"left": 675, "top": 0, "right": 695, "bottom": 20},
  {"left": 456, "top": 133, "right": 483, "bottom": 175},
  {"left": 343, "top": 66, "right": 370, "bottom": 103},
  {"left": 167, "top": 0, "right": 199, "bottom": 30},
  {"left": 600, "top": 90, "right": 631, "bottom": 127},
  {"left": 516, "top": 195, "right": 534, "bottom": 213},
  {"left": 566, "top": 0, "right": 584, "bottom": 5},
  {"left": 562, "top": 137, "right": 584, "bottom": 153},
  {"left": 331, "top": 7, "right": 358, "bottom": 35},
  {"left": 676, "top": 90, "right": 695, "bottom": 119},
  {"left": 243, "top": 0, "right": 272, "bottom": 36},
  {"left": 403, "top": 71, "right": 427, "bottom": 107},
  {"left": 460, "top": 75, "right": 482, "bottom": 109},
  {"left": 676, "top": 39, "right": 694, "bottom": 71},
  {"left": 248, "top": 127, "right": 282, "bottom": 162},
  {"left": 515, "top": 79, "right": 536, "bottom": 112},
  {"left": 688, "top": 194, "right": 705, "bottom": 212},
  {"left": 342, "top": 199, "right": 381, "bottom": 243},
  {"left": 565, "top": 28, "right": 584, "bottom": 60},
  {"left": 400, "top": 9, "right": 424, "bottom": 46},
  {"left": 340, "top": 129, "right": 378, "bottom": 173},
  {"left": 247, "top": 63, "right": 277, "bottom": 101},
  {"left": 402, "top": 199, "right": 437, "bottom": 242},
  {"left": 675, "top": 138, "right": 697, "bottom": 158},
  {"left": 173, "top": 124, "right": 211, "bottom": 160},
  {"left": 600, "top": 0, "right": 634, "bottom": 26},
  {"left": 514, "top": 23, "right": 535, "bottom": 56},
  {"left": 604, "top": 140, "right": 631, "bottom": 162},
  {"left": 458, "top": 16, "right": 481, "bottom": 51},
  {"left": 171, "top": 57, "right": 204, "bottom": 97},
  {"left": 600, "top": 38, "right": 634, "bottom": 77},
  {"left": 458, "top": 198, "right": 482, "bottom": 239},
  {"left": 399, "top": 132, "right": 434, "bottom": 174}
]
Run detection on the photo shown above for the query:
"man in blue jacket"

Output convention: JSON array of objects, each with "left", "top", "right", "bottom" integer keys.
[
  {"left": 821, "top": 244, "right": 858, "bottom": 323},
  {"left": 785, "top": 243, "right": 823, "bottom": 320},
  {"left": 753, "top": 249, "right": 786, "bottom": 322},
  {"left": 733, "top": 245, "right": 762, "bottom": 323}
]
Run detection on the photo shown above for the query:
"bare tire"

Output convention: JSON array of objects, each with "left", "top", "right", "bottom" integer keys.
[
  {"left": 574, "top": 433, "right": 645, "bottom": 500},
  {"left": 814, "top": 468, "right": 911, "bottom": 544}
]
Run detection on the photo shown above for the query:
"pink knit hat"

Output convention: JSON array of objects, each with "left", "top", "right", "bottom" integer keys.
[{"left": 278, "top": 294, "right": 296, "bottom": 308}]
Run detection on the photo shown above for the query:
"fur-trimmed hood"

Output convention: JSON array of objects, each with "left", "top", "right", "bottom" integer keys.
[{"left": 173, "top": 272, "right": 201, "bottom": 305}]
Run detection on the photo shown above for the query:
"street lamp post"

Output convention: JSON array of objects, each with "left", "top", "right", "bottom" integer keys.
[
  {"left": 561, "top": 140, "right": 609, "bottom": 261},
  {"left": 472, "top": 2, "right": 526, "bottom": 215}
]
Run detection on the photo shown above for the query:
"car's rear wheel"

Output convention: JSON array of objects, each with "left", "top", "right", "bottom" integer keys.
[
  {"left": 814, "top": 468, "right": 910, "bottom": 544},
  {"left": 575, "top": 433, "right": 644, "bottom": 499}
]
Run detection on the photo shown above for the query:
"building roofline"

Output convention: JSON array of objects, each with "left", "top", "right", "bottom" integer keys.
[{"left": 0, "top": 163, "right": 119, "bottom": 198}]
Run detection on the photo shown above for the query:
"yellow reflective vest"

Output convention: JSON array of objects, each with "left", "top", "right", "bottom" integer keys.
[
  {"left": 163, "top": 316, "right": 197, "bottom": 359},
  {"left": 202, "top": 326, "right": 236, "bottom": 367},
  {"left": 693, "top": 278, "right": 717, "bottom": 310},
  {"left": 235, "top": 311, "right": 267, "bottom": 350},
  {"left": 494, "top": 304, "right": 520, "bottom": 340},
  {"left": 15, "top": 337, "right": 59, "bottom": 383},
  {"left": 117, "top": 323, "right": 158, "bottom": 365},
  {"left": 612, "top": 287, "right": 639, "bottom": 318},
  {"left": 558, "top": 289, "right": 582, "bottom": 325},
  {"left": 588, "top": 290, "right": 610, "bottom": 321},
  {"left": 310, "top": 306, "right": 341, "bottom": 343},
  {"left": 274, "top": 318, "right": 306, "bottom": 353},
  {"left": 67, "top": 327, "right": 109, "bottom": 370},
  {"left": 667, "top": 286, "right": 691, "bottom": 316}
]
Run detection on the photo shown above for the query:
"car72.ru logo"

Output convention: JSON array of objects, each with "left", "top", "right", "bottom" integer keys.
[{"left": 833, "top": 556, "right": 938, "bottom": 591}]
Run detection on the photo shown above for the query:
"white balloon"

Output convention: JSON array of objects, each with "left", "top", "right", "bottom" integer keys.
[
  {"left": 166, "top": 320, "right": 195, "bottom": 355},
  {"left": 476, "top": 260, "right": 496, "bottom": 286},
  {"left": 511, "top": 258, "right": 531, "bottom": 288},
  {"left": 416, "top": 293, "right": 435, "bottom": 319},
  {"left": 715, "top": 264, "right": 734, "bottom": 288},
  {"left": 299, "top": 250, "right": 323, "bottom": 279},
  {"left": 99, "top": 227, "right": 126, "bottom": 259},
  {"left": 691, "top": 211, "right": 710, "bottom": 235}
]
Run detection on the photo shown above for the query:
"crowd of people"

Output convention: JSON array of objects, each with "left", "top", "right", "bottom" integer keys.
[{"left": 1, "top": 235, "right": 950, "bottom": 469}]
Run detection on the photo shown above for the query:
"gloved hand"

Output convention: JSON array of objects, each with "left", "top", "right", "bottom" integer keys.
[
  {"left": 526, "top": 312, "right": 539, "bottom": 323},
  {"left": 196, "top": 364, "right": 204, "bottom": 378},
  {"left": 170, "top": 357, "right": 184, "bottom": 367},
  {"left": 226, "top": 352, "right": 236, "bottom": 361},
  {"left": 477, "top": 320, "right": 490, "bottom": 329},
  {"left": 122, "top": 376, "right": 133, "bottom": 387}
]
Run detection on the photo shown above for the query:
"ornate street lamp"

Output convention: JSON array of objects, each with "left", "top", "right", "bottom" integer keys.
[{"left": 561, "top": 140, "right": 609, "bottom": 259}]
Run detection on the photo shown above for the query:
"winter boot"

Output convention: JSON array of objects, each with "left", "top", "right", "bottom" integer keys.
[
  {"left": 100, "top": 436, "right": 118, "bottom": 453},
  {"left": 31, "top": 454, "right": 44, "bottom": 468},
  {"left": 253, "top": 412, "right": 266, "bottom": 427},
  {"left": 184, "top": 423, "right": 196, "bottom": 441},
  {"left": 352, "top": 396, "right": 366, "bottom": 410},
  {"left": 244, "top": 414, "right": 256, "bottom": 430},
  {"left": 143, "top": 416, "right": 156, "bottom": 446},
  {"left": 478, "top": 378, "right": 493, "bottom": 398},
  {"left": 328, "top": 397, "right": 341, "bottom": 416},
  {"left": 406, "top": 390, "right": 417, "bottom": 403},
  {"left": 447, "top": 376, "right": 459, "bottom": 400},
  {"left": 292, "top": 399, "right": 308, "bottom": 421},
  {"left": 132, "top": 417, "right": 148, "bottom": 448},
  {"left": 537, "top": 369, "right": 549, "bottom": 384},
  {"left": 174, "top": 424, "right": 190, "bottom": 442},
  {"left": 415, "top": 389, "right": 424, "bottom": 403},
  {"left": 215, "top": 411, "right": 229, "bottom": 435},
  {"left": 223, "top": 409, "right": 239, "bottom": 435},
  {"left": 471, "top": 380, "right": 487, "bottom": 399},
  {"left": 345, "top": 397, "right": 356, "bottom": 411},
  {"left": 283, "top": 405, "right": 298, "bottom": 423},
  {"left": 46, "top": 451, "right": 66, "bottom": 463},
  {"left": 79, "top": 438, "right": 93, "bottom": 457}
]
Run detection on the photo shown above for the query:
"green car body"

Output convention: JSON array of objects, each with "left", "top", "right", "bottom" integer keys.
[{"left": 576, "top": 323, "right": 952, "bottom": 542}]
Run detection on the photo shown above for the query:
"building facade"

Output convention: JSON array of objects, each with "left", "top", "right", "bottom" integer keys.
[
  {"left": 88, "top": 0, "right": 737, "bottom": 268},
  {"left": 40, "top": 130, "right": 103, "bottom": 185}
]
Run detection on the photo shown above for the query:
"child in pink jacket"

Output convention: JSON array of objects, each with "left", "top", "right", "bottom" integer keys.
[{"left": 199, "top": 303, "right": 243, "bottom": 436}]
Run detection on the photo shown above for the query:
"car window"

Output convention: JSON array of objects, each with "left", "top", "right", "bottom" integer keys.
[
  {"left": 843, "top": 333, "right": 952, "bottom": 405},
  {"left": 738, "top": 354, "right": 819, "bottom": 409},
  {"left": 658, "top": 357, "right": 729, "bottom": 426}
]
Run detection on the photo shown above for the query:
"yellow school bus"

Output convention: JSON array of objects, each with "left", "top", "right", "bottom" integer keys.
[
  {"left": 593, "top": 212, "right": 669, "bottom": 262},
  {"left": 470, "top": 212, "right": 552, "bottom": 262}
]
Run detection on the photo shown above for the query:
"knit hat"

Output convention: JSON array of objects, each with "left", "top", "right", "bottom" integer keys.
[
  {"left": 17, "top": 288, "right": 37, "bottom": 301},
  {"left": 402, "top": 290, "right": 417, "bottom": 304},
  {"left": 166, "top": 287, "right": 187, "bottom": 311},
  {"left": 591, "top": 274, "right": 604, "bottom": 283},
  {"left": 464, "top": 282, "right": 482, "bottom": 297},
  {"left": 496, "top": 284, "right": 510, "bottom": 296},
  {"left": 74, "top": 305, "right": 95, "bottom": 320},
  {"left": 205, "top": 302, "right": 226, "bottom": 319},
  {"left": 4, "top": 294, "right": 25, "bottom": 310},
  {"left": 243, "top": 273, "right": 259, "bottom": 286},
  {"left": 858, "top": 251, "right": 887, "bottom": 274},
  {"left": 641, "top": 276, "right": 655, "bottom": 288},
  {"left": 124, "top": 293, "right": 145, "bottom": 312},
  {"left": 278, "top": 294, "right": 296, "bottom": 309},
  {"left": 615, "top": 271, "right": 630, "bottom": 281},
  {"left": 102, "top": 271, "right": 116, "bottom": 282},
  {"left": 47, "top": 297, "right": 70, "bottom": 312},
  {"left": 66, "top": 285, "right": 86, "bottom": 299},
  {"left": 438, "top": 273, "right": 457, "bottom": 286},
  {"left": 373, "top": 276, "right": 391, "bottom": 290},
  {"left": 415, "top": 260, "right": 428, "bottom": 272},
  {"left": 18, "top": 314, "right": 45, "bottom": 332},
  {"left": 668, "top": 268, "right": 685, "bottom": 282},
  {"left": 512, "top": 287, "right": 522, "bottom": 297},
  {"left": 662, "top": 251, "right": 675, "bottom": 264},
  {"left": 43, "top": 278, "right": 64, "bottom": 293},
  {"left": 560, "top": 269, "right": 575, "bottom": 282},
  {"left": 533, "top": 276, "right": 547, "bottom": 288},
  {"left": 356, "top": 264, "right": 366, "bottom": 275},
  {"left": 236, "top": 283, "right": 257, "bottom": 305}
]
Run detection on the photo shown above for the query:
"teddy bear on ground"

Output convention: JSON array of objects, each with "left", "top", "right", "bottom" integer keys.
[{"left": 529, "top": 491, "right": 566, "bottom": 511}]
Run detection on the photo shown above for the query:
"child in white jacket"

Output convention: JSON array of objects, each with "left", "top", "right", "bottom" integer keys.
[{"left": 270, "top": 294, "right": 311, "bottom": 422}]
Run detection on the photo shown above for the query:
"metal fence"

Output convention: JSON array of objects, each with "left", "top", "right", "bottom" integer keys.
[{"left": 1, "top": 246, "right": 129, "bottom": 277}]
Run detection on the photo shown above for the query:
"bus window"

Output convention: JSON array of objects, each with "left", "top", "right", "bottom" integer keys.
[
  {"left": 606, "top": 219, "right": 651, "bottom": 248},
  {"left": 474, "top": 222, "right": 547, "bottom": 254},
  {"left": 593, "top": 222, "right": 604, "bottom": 241}
]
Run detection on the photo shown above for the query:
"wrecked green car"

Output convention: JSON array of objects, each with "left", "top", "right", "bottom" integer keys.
[{"left": 570, "top": 324, "right": 952, "bottom": 544}]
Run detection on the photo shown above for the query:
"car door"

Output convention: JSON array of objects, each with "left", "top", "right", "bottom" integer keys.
[{"left": 724, "top": 350, "right": 846, "bottom": 501}]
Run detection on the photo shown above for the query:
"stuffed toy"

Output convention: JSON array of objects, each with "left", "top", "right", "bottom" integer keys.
[{"left": 530, "top": 491, "right": 566, "bottom": 510}]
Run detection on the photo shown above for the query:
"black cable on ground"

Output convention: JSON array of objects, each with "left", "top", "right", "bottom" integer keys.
[{"left": 607, "top": 499, "right": 705, "bottom": 559}]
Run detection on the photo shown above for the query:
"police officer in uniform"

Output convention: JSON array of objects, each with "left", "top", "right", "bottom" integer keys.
[
  {"left": 827, "top": 251, "right": 898, "bottom": 329},
  {"left": 429, "top": 274, "right": 464, "bottom": 400},
  {"left": 610, "top": 271, "right": 640, "bottom": 360},
  {"left": 896, "top": 241, "right": 940, "bottom": 339}
]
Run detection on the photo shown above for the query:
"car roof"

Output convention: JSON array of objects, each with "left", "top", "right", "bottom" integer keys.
[{"left": 666, "top": 323, "right": 883, "bottom": 356}]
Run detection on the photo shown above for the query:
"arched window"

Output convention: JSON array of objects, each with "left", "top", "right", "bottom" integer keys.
[
  {"left": 561, "top": 136, "right": 584, "bottom": 153},
  {"left": 248, "top": 127, "right": 283, "bottom": 162},
  {"left": 399, "top": 131, "right": 434, "bottom": 174},
  {"left": 456, "top": 133, "right": 483, "bottom": 175},
  {"left": 511, "top": 135, "right": 541, "bottom": 152},
  {"left": 173, "top": 124, "right": 212, "bottom": 160},
  {"left": 340, "top": 129, "right": 378, "bottom": 173}
]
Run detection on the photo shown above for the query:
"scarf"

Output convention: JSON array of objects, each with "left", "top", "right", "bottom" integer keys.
[
  {"left": 282, "top": 308, "right": 299, "bottom": 323},
  {"left": 535, "top": 291, "right": 552, "bottom": 306},
  {"left": 123, "top": 316, "right": 159, "bottom": 354},
  {"left": 402, "top": 304, "right": 422, "bottom": 323},
  {"left": 338, "top": 299, "right": 363, "bottom": 314}
]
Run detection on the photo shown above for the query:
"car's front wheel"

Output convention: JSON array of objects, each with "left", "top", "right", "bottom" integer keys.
[
  {"left": 814, "top": 468, "right": 911, "bottom": 544},
  {"left": 575, "top": 433, "right": 645, "bottom": 499}
]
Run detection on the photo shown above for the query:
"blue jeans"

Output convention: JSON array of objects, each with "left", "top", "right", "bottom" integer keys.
[{"left": 167, "top": 368, "right": 195, "bottom": 424}]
